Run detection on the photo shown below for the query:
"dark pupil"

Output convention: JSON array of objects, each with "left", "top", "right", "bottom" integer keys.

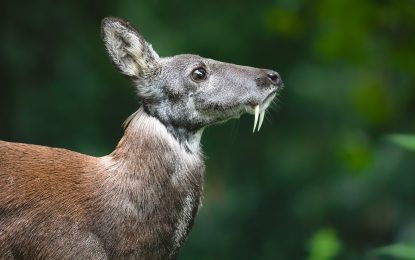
[{"left": 193, "top": 68, "right": 206, "bottom": 80}]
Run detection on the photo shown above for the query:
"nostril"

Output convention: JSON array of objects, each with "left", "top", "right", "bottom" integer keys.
[{"left": 267, "top": 72, "right": 280, "bottom": 85}]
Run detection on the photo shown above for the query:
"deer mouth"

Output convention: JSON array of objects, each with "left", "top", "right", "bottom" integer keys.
[{"left": 245, "top": 89, "right": 277, "bottom": 132}]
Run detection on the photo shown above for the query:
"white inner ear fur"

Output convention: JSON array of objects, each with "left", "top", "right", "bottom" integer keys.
[
  {"left": 103, "top": 21, "right": 160, "bottom": 78},
  {"left": 126, "top": 41, "right": 160, "bottom": 78}
]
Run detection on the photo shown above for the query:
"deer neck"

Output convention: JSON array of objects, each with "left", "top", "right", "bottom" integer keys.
[
  {"left": 108, "top": 107, "right": 204, "bottom": 176},
  {"left": 99, "top": 108, "right": 205, "bottom": 256}
]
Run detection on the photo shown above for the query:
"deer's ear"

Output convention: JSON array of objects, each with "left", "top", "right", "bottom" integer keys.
[{"left": 101, "top": 17, "right": 160, "bottom": 78}]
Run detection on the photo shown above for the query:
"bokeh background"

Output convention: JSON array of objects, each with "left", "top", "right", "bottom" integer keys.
[{"left": 1, "top": 0, "right": 415, "bottom": 259}]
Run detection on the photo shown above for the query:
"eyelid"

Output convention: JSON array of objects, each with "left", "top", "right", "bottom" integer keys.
[
  {"left": 188, "top": 62, "right": 209, "bottom": 77},
  {"left": 192, "top": 62, "right": 207, "bottom": 71}
]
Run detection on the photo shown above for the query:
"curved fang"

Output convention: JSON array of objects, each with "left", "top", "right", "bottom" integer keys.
[
  {"left": 258, "top": 110, "right": 265, "bottom": 132},
  {"left": 253, "top": 105, "right": 259, "bottom": 133}
]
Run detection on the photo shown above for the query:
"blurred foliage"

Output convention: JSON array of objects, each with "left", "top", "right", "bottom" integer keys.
[
  {"left": 388, "top": 134, "right": 415, "bottom": 151},
  {"left": 372, "top": 243, "right": 415, "bottom": 260},
  {"left": 308, "top": 228, "right": 342, "bottom": 260},
  {"left": 1, "top": 0, "right": 415, "bottom": 259},
  {"left": 373, "top": 135, "right": 415, "bottom": 259}
]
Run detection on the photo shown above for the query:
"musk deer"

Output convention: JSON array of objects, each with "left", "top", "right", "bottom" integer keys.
[{"left": 0, "top": 17, "right": 283, "bottom": 259}]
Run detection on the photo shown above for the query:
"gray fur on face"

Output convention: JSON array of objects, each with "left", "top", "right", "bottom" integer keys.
[{"left": 102, "top": 17, "right": 282, "bottom": 143}]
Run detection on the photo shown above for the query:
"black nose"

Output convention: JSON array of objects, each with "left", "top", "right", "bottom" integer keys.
[{"left": 267, "top": 71, "right": 281, "bottom": 86}]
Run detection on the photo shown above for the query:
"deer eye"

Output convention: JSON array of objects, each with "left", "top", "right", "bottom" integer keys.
[{"left": 191, "top": 67, "right": 207, "bottom": 81}]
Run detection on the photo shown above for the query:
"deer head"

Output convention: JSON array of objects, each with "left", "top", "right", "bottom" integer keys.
[{"left": 101, "top": 17, "right": 283, "bottom": 143}]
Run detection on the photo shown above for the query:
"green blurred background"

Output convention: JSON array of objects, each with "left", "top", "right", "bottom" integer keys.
[{"left": 1, "top": 0, "right": 415, "bottom": 259}]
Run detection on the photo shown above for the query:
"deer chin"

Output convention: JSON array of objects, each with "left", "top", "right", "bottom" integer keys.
[{"left": 244, "top": 90, "right": 277, "bottom": 133}]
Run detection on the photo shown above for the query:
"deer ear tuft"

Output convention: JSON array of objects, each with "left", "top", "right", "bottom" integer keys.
[{"left": 101, "top": 17, "right": 160, "bottom": 78}]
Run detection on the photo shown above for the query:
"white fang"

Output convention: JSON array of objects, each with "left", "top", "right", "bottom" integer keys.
[
  {"left": 258, "top": 110, "right": 265, "bottom": 131},
  {"left": 253, "top": 105, "right": 259, "bottom": 133}
]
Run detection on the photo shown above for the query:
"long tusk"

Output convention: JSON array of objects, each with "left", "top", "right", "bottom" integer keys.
[
  {"left": 253, "top": 105, "right": 259, "bottom": 133},
  {"left": 258, "top": 110, "right": 265, "bottom": 131}
]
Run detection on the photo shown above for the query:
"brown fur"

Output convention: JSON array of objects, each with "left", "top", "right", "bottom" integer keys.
[{"left": 0, "top": 109, "right": 204, "bottom": 259}]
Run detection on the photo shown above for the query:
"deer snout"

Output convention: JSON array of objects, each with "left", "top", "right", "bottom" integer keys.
[
  {"left": 266, "top": 70, "right": 282, "bottom": 87},
  {"left": 255, "top": 70, "right": 283, "bottom": 90}
]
